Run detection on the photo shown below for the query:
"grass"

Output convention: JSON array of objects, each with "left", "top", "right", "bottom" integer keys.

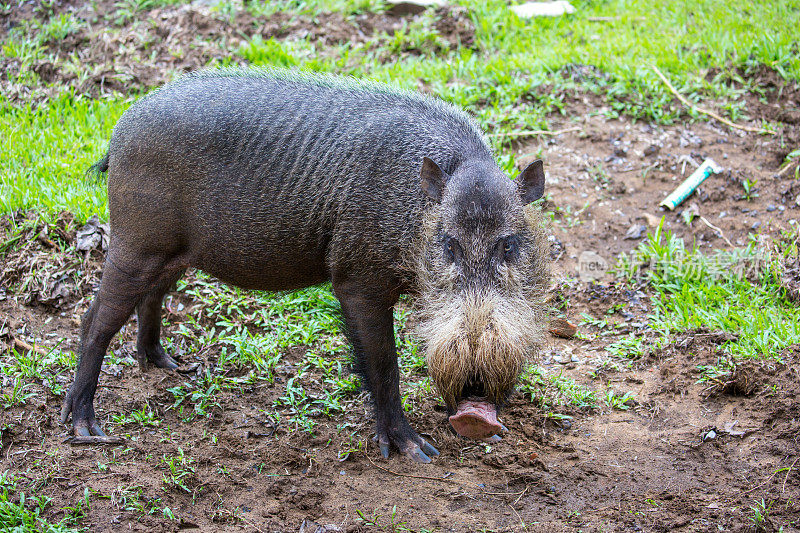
[
  {"left": 159, "top": 274, "right": 363, "bottom": 431},
  {"left": 0, "top": 471, "right": 81, "bottom": 533},
  {"left": 161, "top": 448, "right": 199, "bottom": 496},
  {"left": 519, "top": 366, "right": 598, "bottom": 413},
  {"left": 0, "top": 345, "right": 76, "bottom": 408},
  {"left": 616, "top": 223, "right": 800, "bottom": 360},
  {"left": 232, "top": 0, "right": 800, "bottom": 129},
  {"left": 97, "top": 485, "right": 164, "bottom": 519},
  {"left": 2, "top": 0, "right": 799, "bottom": 220},
  {"left": 149, "top": 272, "right": 430, "bottom": 434},
  {"left": 0, "top": 95, "right": 126, "bottom": 220},
  {"left": 749, "top": 499, "right": 773, "bottom": 532}
]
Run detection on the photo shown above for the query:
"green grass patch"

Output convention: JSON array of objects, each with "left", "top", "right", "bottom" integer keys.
[
  {"left": 3, "top": 0, "right": 799, "bottom": 219},
  {"left": 162, "top": 275, "right": 362, "bottom": 430},
  {"left": 617, "top": 224, "right": 800, "bottom": 360},
  {"left": 519, "top": 366, "right": 599, "bottom": 413},
  {"left": 237, "top": 0, "right": 799, "bottom": 131},
  {"left": 0, "top": 471, "right": 82, "bottom": 532},
  {"left": 0, "top": 95, "right": 126, "bottom": 221},
  {"left": 0, "top": 344, "right": 75, "bottom": 404}
]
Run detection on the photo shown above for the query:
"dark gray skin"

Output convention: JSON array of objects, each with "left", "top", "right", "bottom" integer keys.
[{"left": 60, "top": 70, "right": 545, "bottom": 463}]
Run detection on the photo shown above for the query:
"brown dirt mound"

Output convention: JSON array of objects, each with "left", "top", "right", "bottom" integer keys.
[
  {"left": 1, "top": 1, "right": 474, "bottom": 103},
  {"left": 0, "top": 211, "right": 102, "bottom": 310}
]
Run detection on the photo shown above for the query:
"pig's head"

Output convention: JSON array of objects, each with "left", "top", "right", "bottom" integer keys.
[{"left": 411, "top": 157, "right": 550, "bottom": 440}]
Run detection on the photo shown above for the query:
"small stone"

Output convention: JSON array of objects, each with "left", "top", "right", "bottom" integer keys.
[
  {"left": 299, "top": 520, "right": 341, "bottom": 533},
  {"left": 751, "top": 221, "right": 760, "bottom": 230},
  {"left": 548, "top": 235, "right": 565, "bottom": 260},
  {"left": 641, "top": 213, "right": 662, "bottom": 227},
  {"left": 554, "top": 353, "right": 572, "bottom": 364},
  {"left": 766, "top": 204, "right": 776, "bottom": 212},
  {"left": 624, "top": 223, "right": 647, "bottom": 240},
  {"left": 643, "top": 144, "right": 659, "bottom": 157},
  {"left": 549, "top": 317, "right": 578, "bottom": 338}
]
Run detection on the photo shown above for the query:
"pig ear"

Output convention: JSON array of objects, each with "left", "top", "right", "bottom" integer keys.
[
  {"left": 516, "top": 159, "right": 545, "bottom": 204},
  {"left": 420, "top": 157, "right": 449, "bottom": 203}
]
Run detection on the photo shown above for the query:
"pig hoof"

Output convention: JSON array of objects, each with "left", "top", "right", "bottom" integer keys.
[
  {"left": 152, "top": 353, "right": 179, "bottom": 370},
  {"left": 374, "top": 430, "right": 439, "bottom": 463},
  {"left": 75, "top": 423, "right": 107, "bottom": 438},
  {"left": 61, "top": 389, "right": 106, "bottom": 437},
  {"left": 137, "top": 345, "right": 179, "bottom": 371}
]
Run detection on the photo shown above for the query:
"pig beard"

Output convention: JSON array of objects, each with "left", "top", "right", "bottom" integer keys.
[{"left": 408, "top": 205, "right": 549, "bottom": 410}]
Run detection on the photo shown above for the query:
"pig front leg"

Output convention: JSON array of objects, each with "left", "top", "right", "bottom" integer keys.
[{"left": 333, "top": 278, "right": 439, "bottom": 463}]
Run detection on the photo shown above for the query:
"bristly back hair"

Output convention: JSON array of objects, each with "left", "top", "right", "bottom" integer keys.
[{"left": 158, "top": 66, "right": 492, "bottom": 153}]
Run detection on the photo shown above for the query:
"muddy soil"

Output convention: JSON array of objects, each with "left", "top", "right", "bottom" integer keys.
[
  {"left": 3, "top": 104, "right": 799, "bottom": 531},
  {"left": 1, "top": 0, "right": 474, "bottom": 103},
  {"left": 2, "top": 234, "right": 800, "bottom": 532},
  {"left": 521, "top": 92, "right": 800, "bottom": 280}
]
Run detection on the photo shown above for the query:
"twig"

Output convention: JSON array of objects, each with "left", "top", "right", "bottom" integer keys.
[
  {"left": 364, "top": 446, "right": 456, "bottom": 483},
  {"left": 363, "top": 441, "right": 531, "bottom": 497},
  {"left": 482, "top": 486, "right": 530, "bottom": 497},
  {"left": 11, "top": 337, "right": 49, "bottom": 356},
  {"left": 781, "top": 457, "right": 799, "bottom": 494},
  {"left": 699, "top": 216, "right": 734, "bottom": 248},
  {"left": 508, "top": 500, "right": 529, "bottom": 532},
  {"left": 744, "top": 466, "right": 783, "bottom": 494},
  {"left": 489, "top": 126, "right": 581, "bottom": 139},
  {"left": 64, "top": 435, "right": 126, "bottom": 445},
  {"left": 513, "top": 486, "right": 531, "bottom": 505},
  {"left": 776, "top": 160, "right": 800, "bottom": 179},
  {"left": 652, "top": 65, "right": 775, "bottom": 135}
]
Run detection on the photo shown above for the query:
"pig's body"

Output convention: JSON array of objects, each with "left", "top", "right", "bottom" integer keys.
[
  {"left": 62, "top": 70, "right": 549, "bottom": 462},
  {"left": 108, "top": 72, "right": 488, "bottom": 291}
]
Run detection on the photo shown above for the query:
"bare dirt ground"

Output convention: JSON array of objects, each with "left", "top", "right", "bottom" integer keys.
[
  {"left": 2, "top": 201, "right": 799, "bottom": 533},
  {"left": 0, "top": 0, "right": 474, "bottom": 103},
  {"left": 2, "top": 2, "right": 800, "bottom": 532}
]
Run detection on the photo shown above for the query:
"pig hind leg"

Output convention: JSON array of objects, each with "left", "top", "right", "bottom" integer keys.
[
  {"left": 333, "top": 278, "right": 439, "bottom": 463},
  {"left": 60, "top": 251, "right": 177, "bottom": 437},
  {"left": 135, "top": 269, "right": 185, "bottom": 371}
]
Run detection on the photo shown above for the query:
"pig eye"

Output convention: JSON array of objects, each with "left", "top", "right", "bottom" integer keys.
[
  {"left": 444, "top": 236, "right": 458, "bottom": 263},
  {"left": 502, "top": 236, "right": 519, "bottom": 261}
]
